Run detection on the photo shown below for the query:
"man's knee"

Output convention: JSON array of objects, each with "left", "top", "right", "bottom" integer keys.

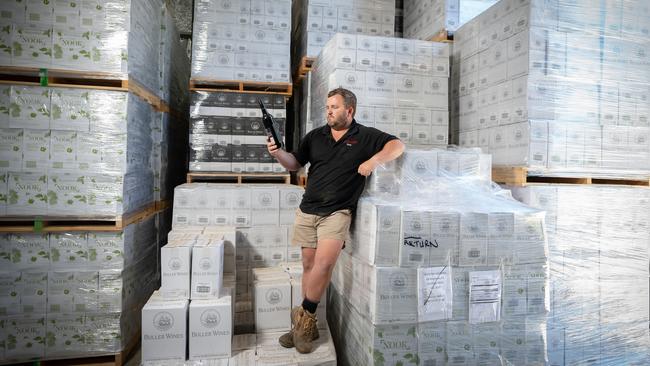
[
  {"left": 303, "top": 258, "right": 315, "bottom": 271},
  {"left": 302, "top": 250, "right": 316, "bottom": 271}
]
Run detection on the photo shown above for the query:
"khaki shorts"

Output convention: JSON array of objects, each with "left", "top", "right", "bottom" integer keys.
[{"left": 292, "top": 208, "right": 352, "bottom": 248}]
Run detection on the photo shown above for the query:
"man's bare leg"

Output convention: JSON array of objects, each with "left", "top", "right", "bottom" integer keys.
[
  {"left": 303, "top": 238, "right": 343, "bottom": 303},
  {"left": 301, "top": 247, "right": 316, "bottom": 298}
]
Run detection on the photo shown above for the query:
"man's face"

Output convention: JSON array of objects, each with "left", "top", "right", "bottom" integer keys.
[{"left": 326, "top": 95, "right": 353, "bottom": 131}]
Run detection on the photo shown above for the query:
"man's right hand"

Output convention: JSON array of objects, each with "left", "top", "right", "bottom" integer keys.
[{"left": 267, "top": 136, "right": 281, "bottom": 156}]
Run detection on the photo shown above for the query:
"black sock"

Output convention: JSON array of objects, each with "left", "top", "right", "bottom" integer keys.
[{"left": 301, "top": 297, "right": 319, "bottom": 314}]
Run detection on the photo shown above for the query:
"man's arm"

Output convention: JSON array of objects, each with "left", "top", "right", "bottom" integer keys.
[
  {"left": 267, "top": 138, "right": 302, "bottom": 171},
  {"left": 358, "top": 139, "right": 405, "bottom": 176}
]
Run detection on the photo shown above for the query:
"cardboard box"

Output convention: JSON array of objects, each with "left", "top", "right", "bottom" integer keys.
[
  {"left": 141, "top": 298, "right": 188, "bottom": 362},
  {"left": 161, "top": 242, "right": 192, "bottom": 298},
  {"left": 254, "top": 279, "right": 291, "bottom": 332},
  {"left": 189, "top": 296, "right": 233, "bottom": 360},
  {"left": 459, "top": 212, "right": 488, "bottom": 266},
  {"left": 191, "top": 240, "right": 224, "bottom": 299},
  {"left": 399, "top": 210, "right": 432, "bottom": 267},
  {"left": 430, "top": 211, "right": 460, "bottom": 266}
]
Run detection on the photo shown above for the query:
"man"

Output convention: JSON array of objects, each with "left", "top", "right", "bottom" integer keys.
[{"left": 267, "top": 87, "right": 405, "bottom": 353}]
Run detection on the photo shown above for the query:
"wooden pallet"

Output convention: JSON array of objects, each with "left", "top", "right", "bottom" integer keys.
[
  {"left": 0, "top": 200, "right": 166, "bottom": 233},
  {"left": 189, "top": 79, "right": 293, "bottom": 96},
  {"left": 427, "top": 29, "right": 454, "bottom": 43},
  {"left": 0, "top": 66, "right": 127, "bottom": 89},
  {"left": 0, "top": 66, "right": 175, "bottom": 115},
  {"left": 187, "top": 172, "right": 291, "bottom": 184},
  {"left": 24, "top": 330, "right": 140, "bottom": 366},
  {"left": 294, "top": 56, "right": 315, "bottom": 85},
  {"left": 493, "top": 166, "right": 650, "bottom": 187}
]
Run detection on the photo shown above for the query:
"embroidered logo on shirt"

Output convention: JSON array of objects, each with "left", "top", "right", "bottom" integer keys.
[{"left": 344, "top": 137, "right": 358, "bottom": 146}]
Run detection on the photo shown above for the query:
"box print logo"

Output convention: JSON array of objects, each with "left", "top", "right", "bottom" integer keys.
[
  {"left": 168, "top": 257, "right": 182, "bottom": 271},
  {"left": 154, "top": 311, "right": 174, "bottom": 331},
  {"left": 265, "top": 288, "right": 282, "bottom": 304},
  {"left": 390, "top": 272, "right": 408, "bottom": 292},
  {"left": 200, "top": 309, "right": 221, "bottom": 328}
]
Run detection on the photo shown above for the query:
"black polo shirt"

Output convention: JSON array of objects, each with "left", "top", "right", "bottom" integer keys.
[{"left": 292, "top": 120, "right": 398, "bottom": 215}]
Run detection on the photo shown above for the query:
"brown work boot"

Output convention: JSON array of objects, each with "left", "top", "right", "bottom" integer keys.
[
  {"left": 278, "top": 306, "right": 303, "bottom": 348},
  {"left": 279, "top": 306, "right": 320, "bottom": 348},
  {"left": 293, "top": 308, "right": 318, "bottom": 354}
]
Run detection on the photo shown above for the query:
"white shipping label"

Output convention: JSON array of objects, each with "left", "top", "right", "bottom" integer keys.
[
  {"left": 417, "top": 266, "right": 452, "bottom": 322},
  {"left": 469, "top": 270, "right": 501, "bottom": 324}
]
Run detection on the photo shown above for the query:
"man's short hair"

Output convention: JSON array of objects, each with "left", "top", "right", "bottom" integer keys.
[{"left": 328, "top": 87, "right": 357, "bottom": 118}]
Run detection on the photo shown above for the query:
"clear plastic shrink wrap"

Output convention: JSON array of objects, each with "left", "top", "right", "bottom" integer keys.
[
  {"left": 0, "top": 85, "right": 155, "bottom": 219},
  {"left": 154, "top": 3, "right": 191, "bottom": 202},
  {"left": 309, "top": 34, "right": 450, "bottom": 146},
  {"left": 453, "top": 0, "right": 650, "bottom": 177},
  {"left": 510, "top": 184, "right": 650, "bottom": 366},
  {"left": 0, "top": 217, "right": 159, "bottom": 363},
  {"left": 330, "top": 147, "right": 551, "bottom": 366},
  {"left": 191, "top": 0, "right": 291, "bottom": 82},
  {"left": 404, "top": 0, "right": 499, "bottom": 40},
  {"left": 188, "top": 92, "right": 287, "bottom": 173},
  {"left": 291, "top": 0, "right": 396, "bottom": 69},
  {"left": 0, "top": 0, "right": 166, "bottom": 101},
  {"left": 159, "top": 2, "right": 192, "bottom": 114}
]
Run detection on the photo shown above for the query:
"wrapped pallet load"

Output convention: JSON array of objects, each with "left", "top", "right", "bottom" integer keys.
[{"left": 330, "top": 147, "right": 552, "bottom": 365}]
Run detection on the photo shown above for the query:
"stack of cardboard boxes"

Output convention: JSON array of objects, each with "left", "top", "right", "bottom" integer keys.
[
  {"left": 191, "top": 0, "right": 292, "bottom": 83},
  {"left": 0, "top": 1, "right": 188, "bottom": 363},
  {"left": 448, "top": 0, "right": 650, "bottom": 364},
  {"left": 188, "top": 92, "right": 287, "bottom": 173},
  {"left": 172, "top": 183, "right": 304, "bottom": 336},
  {"left": 308, "top": 34, "right": 451, "bottom": 146},
  {"left": 0, "top": 218, "right": 159, "bottom": 362},
  {"left": 147, "top": 183, "right": 337, "bottom": 363},
  {"left": 404, "top": 0, "right": 499, "bottom": 40},
  {"left": 329, "top": 148, "right": 551, "bottom": 365},
  {"left": 510, "top": 185, "right": 650, "bottom": 365},
  {"left": 291, "top": 0, "right": 396, "bottom": 70},
  {"left": 142, "top": 227, "right": 235, "bottom": 363},
  {"left": 454, "top": 0, "right": 650, "bottom": 175}
]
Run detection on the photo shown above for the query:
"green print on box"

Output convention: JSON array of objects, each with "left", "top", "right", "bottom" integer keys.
[
  {"left": 0, "top": 86, "right": 10, "bottom": 121},
  {"left": 12, "top": 27, "right": 52, "bottom": 67},
  {"left": 11, "top": 234, "right": 50, "bottom": 268},
  {"left": 51, "top": 89, "right": 91, "bottom": 130},
  {"left": 49, "top": 174, "right": 88, "bottom": 215},
  {"left": 0, "top": 25, "right": 11, "bottom": 61},
  {"left": 10, "top": 87, "right": 51, "bottom": 129},
  {"left": 50, "top": 234, "right": 88, "bottom": 267},
  {"left": 6, "top": 316, "right": 46, "bottom": 359},
  {"left": 7, "top": 173, "right": 48, "bottom": 215}
]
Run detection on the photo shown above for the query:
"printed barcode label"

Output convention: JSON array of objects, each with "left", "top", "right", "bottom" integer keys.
[{"left": 197, "top": 285, "right": 210, "bottom": 293}]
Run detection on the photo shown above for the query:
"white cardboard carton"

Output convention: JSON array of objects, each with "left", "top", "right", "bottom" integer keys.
[
  {"left": 161, "top": 242, "right": 192, "bottom": 298},
  {"left": 191, "top": 240, "right": 224, "bottom": 299},
  {"left": 254, "top": 279, "right": 291, "bottom": 333},
  {"left": 189, "top": 296, "right": 233, "bottom": 360},
  {"left": 141, "top": 298, "right": 188, "bottom": 362}
]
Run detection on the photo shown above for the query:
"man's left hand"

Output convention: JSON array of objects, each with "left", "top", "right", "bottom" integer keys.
[{"left": 358, "top": 158, "right": 378, "bottom": 176}]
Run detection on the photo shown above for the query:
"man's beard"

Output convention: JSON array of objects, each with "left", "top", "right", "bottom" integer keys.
[{"left": 327, "top": 114, "right": 349, "bottom": 130}]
